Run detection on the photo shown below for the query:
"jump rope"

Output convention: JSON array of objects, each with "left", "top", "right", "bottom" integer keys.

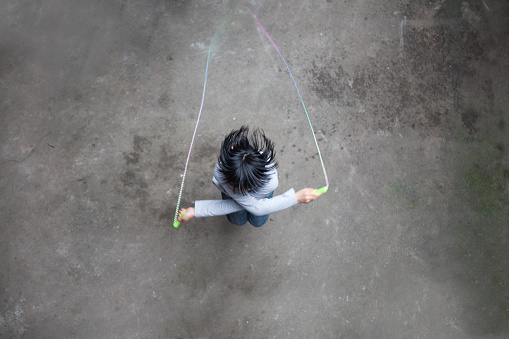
[{"left": 173, "top": 11, "right": 328, "bottom": 228}]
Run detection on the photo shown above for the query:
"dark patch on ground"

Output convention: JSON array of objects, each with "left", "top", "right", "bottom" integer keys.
[
  {"left": 124, "top": 152, "right": 140, "bottom": 164},
  {"left": 461, "top": 110, "right": 478, "bottom": 134},
  {"left": 133, "top": 135, "right": 152, "bottom": 153},
  {"left": 308, "top": 60, "right": 347, "bottom": 104},
  {"left": 116, "top": 135, "right": 154, "bottom": 206},
  {"left": 158, "top": 92, "right": 173, "bottom": 109},
  {"left": 306, "top": 0, "right": 494, "bottom": 137}
]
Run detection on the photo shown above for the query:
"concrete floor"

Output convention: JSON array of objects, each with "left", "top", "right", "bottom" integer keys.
[{"left": 1, "top": 0, "right": 508, "bottom": 338}]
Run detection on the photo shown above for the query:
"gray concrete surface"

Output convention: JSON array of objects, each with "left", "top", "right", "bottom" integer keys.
[{"left": 1, "top": 0, "right": 508, "bottom": 338}]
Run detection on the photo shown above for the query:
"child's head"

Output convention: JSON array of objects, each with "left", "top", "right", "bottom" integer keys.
[{"left": 218, "top": 126, "right": 277, "bottom": 194}]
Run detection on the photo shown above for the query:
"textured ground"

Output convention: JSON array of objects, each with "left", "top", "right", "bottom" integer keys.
[{"left": 1, "top": 0, "right": 508, "bottom": 338}]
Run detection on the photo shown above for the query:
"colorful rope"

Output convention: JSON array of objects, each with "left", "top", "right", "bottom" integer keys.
[
  {"left": 250, "top": 13, "right": 329, "bottom": 189},
  {"left": 173, "top": 17, "right": 233, "bottom": 228}
]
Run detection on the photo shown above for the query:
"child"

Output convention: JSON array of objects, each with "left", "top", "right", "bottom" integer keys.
[{"left": 177, "top": 126, "right": 322, "bottom": 226}]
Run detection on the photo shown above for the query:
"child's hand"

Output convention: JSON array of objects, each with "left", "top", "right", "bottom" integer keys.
[
  {"left": 177, "top": 207, "right": 195, "bottom": 223},
  {"left": 295, "top": 188, "right": 322, "bottom": 204}
]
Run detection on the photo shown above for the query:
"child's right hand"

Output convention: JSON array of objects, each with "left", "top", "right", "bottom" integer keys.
[
  {"left": 177, "top": 207, "right": 194, "bottom": 222},
  {"left": 177, "top": 207, "right": 195, "bottom": 223}
]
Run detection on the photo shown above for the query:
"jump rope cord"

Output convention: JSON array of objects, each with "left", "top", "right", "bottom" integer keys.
[
  {"left": 251, "top": 13, "right": 329, "bottom": 189},
  {"left": 173, "top": 12, "right": 328, "bottom": 227},
  {"left": 173, "top": 17, "right": 232, "bottom": 227}
]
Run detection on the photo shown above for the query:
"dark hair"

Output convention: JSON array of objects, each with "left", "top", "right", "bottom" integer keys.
[{"left": 218, "top": 126, "right": 278, "bottom": 194}]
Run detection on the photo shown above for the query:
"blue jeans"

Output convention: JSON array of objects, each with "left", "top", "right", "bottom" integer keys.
[{"left": 221, "top": 191, "right": 274, "bottom": 227}]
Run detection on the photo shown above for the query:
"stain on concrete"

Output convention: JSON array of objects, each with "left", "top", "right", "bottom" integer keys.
[
  {"left": 133, "top": 135, "right": 152, "bottom": 153},
  {"left": 461, "top": 110, "right": 478, "bottom": 134},
  {"left": 123, "top": 152, "right": 140, "bottom": 164}
]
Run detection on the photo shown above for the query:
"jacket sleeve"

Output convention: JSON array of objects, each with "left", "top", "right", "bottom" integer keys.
[{"left": 194, "top": 188, "right": 298, "bottom": 218}]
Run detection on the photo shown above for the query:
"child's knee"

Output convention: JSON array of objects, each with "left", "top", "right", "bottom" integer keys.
[
  {"left": 249, "top": 216, "right": 269, "bottom": 227},
  {"left": 227, "top": 215, "right": 247, "bottom": 226}
]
